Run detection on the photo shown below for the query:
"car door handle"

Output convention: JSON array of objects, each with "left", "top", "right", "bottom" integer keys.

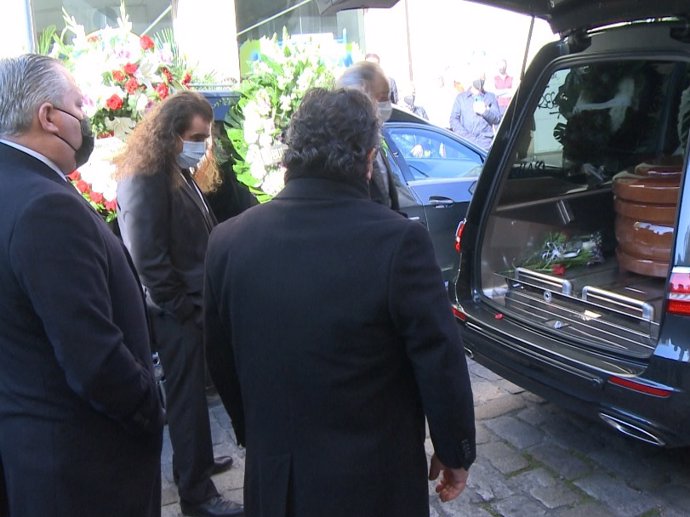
[{"left": 428, "top": 196, "right": 455, "bottom": 207}]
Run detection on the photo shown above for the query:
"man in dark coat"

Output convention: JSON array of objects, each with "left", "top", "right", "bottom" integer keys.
[
  {"left": 204, "top": 88, "right": 476, "bottom": 517},
  {"left": 0, "top": 54, "right": 164, "bottom": 516},
  {"left": 116, "top": 91, "right": 242, "bottom": 517}
]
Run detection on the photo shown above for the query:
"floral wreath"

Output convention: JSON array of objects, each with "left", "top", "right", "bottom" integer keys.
[
  {"left": 48, "top": 3, "right": 196, "bottom": 221},
  {"left": 224, "top": 30, "right": 357, "bottom": 202}
]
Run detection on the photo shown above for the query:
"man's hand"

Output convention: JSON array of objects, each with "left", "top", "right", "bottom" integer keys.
[
  {"left": 428, "top": 453, "right": 469, "bottom": 502},
  {"left": 473, "top": 99, "right": 487, "bottom": 115}
]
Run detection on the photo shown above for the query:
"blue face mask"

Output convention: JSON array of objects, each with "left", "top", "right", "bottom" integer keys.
[{"left": 176, "top": 140, "right": 206, "bottom": 169}]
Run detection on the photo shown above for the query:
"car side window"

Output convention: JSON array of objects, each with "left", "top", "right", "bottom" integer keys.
[{"left": 387, "top": 127, "right": 483, "bottom": 180}]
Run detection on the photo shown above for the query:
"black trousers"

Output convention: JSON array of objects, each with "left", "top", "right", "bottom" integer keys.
[{"left": 152, "top": 311, "right": 218, "bottom": 504}]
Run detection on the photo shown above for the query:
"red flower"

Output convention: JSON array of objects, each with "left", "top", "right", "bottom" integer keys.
[
  {"left": 182, "top": 72, "right": 192, "bottom": 86},
  {"left": 160, "top": 67, "right": 173, "bottom": 84},
  {"left": 112, "top": 70, "right": 126, "bottom": 83},
  {"left": 104, "top": 199, "right": 118, "bottom": 212},
  {"left": 90, "top": 191, "right": 104, "bottom": 204},
  {"left": 86, "top": 34, "right": 100, "bottom": 43},
  {"left": 106, "top": 94, "right": 124, "bottom": 111},
  {"left": 123, "top": 63, "right": 138, "bottom": 75},
  {"left": 125, "top": 77, "right": 139, "bottom": 94},
  {"left": 75, "top": 180, "right": 90, "bottom": 193},
  {"left": 67, "top": 170, "right": 81, "bottom": 181},
  {"left": 552, "top": 264, "right": 566, "bottom": 276},
  {"left": 155, "top": 83, "right": 169, "bottom": 100},
  {"left": 140, "top": 35, "right": 154, "bottom": 51}
]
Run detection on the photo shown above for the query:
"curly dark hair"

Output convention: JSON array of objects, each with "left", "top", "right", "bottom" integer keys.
[
  {"left": 283, "top": 88, "right": 380, "bottom": 184},
  {"left": 114, "top": 90, "right": 219, "bottom": 192}
]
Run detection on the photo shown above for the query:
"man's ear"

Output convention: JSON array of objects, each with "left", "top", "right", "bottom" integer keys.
[{"left": 37, "top": 102, "right": 59, "bottom": 135}]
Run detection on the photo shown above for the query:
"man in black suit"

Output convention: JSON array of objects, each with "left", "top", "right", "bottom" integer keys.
[
  {"left": 116, "top": 91, "right": 242, "bottom": 517},
  {"left": 204, "top": 88, "right": 476, "bottom": 517},
  {"left": 0, "top": 54, "right": 164, "bottom": 516}
]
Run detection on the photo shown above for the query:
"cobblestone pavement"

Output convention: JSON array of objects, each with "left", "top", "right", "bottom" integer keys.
[{"left": 161, "top": 359, "right": 690, "bottom": 516}]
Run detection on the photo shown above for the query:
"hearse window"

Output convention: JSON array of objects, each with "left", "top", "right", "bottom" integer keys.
[{"left": 501, "top": 60, "right": 687, "bottom": 205}]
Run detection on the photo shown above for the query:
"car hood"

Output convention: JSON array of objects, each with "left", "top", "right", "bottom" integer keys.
[{"left": 319, "top": 0, "right": 689, "bottom": 34}]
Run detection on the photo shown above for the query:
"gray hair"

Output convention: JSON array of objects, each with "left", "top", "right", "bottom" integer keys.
[
  {"left": 335, "top": 61, "right": 386, "bottom": 100},
  {"left": 0, "top": 54, "right": 70, "bottom": 137}
]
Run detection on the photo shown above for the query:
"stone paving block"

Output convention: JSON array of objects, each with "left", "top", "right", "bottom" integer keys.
[
  {"left": 656, "top": 484, "right": 690, "bottom": 513},
  {"left": 436, "top": 494, "right": 495, "bottom": 517},
  {"left": 484, "top": 415, "right": 544, "bottom": 450},
  {"left": 521, "top": 391, "right": 548, "bottom": 404},
  {"left": 472, "top": 379, "right": 506, "bottom": 403},
  {"left": 161, "top": 504, "right": 180, "bottom": 517},
  {"left": 480, "top": 440, "right": 529, "bottom": 474},
  {"left": 552, "top": 501, "right": 622, "bottom": 517},
  {"left": 539, "top": 413, "right": 604, "bottom": 454},
  {"left": 462, "top": 459, "right": 515, "bottom": 504},
  {"left": 527, "top": 442, "right": 591, "bottom": 480},
  {"left": 468, "top": 359, "right": 503, "bottom": 382},
  {"left": 660, "top": 505, "right": 690, "bottom": 517},
  {"left": 530, "top": 484, "right": 581, "bottom": 509},
  {"left": 574, "top": 473, "right": 659, "bottom": 517},
  {"left": 586, "top": 444, "right": 667, "bottom": 491},
  {"left": 491, "top": 494, "right": 548, "bottom": 517},
  {"left": 475, "top": 421, "right": 492, "bottom": 445},
  {"left": 516, "top": 405, "right": 552, "bottom": 426},
  {"left": 496, "top": 378, "right": 525, "bottom": 394},
  {"left": 508, "top": 467, "right": 556, "bottom": 489},
  {"left": 474, "top": 394, "right": 527, "bottom": 421}
]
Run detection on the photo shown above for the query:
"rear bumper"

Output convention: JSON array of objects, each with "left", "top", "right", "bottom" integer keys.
[{"left": 457, "top": 303, "right": 690, "bottom": 447}]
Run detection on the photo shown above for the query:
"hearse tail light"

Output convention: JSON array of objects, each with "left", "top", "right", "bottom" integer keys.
[
  {"left": 666, "top": 267, "right": 690, "bottom": 316},
  {"left": 455, "top": 219, "right": 466, "bottom": 254},
  {"left": 451, "top": 304, "right": 467, "bottom": 321}
]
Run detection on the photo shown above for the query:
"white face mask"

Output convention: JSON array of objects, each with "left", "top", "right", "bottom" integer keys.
[
  {"left": 378, "top": 100, "right": 393, "bottom": 122},
  {"left": 176, "top": 140, "right": 206, "bottom": 169}
]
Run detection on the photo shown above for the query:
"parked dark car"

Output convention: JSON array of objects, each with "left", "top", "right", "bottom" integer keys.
[
  {"left": 201, "top": 91, "right": 486, "bottom": 280},
  {"left": 385, "top": 107, "right": 486, "bottom": 283},
  {"left": 448, "top": 1, "right": 690, "bottom": 447}
]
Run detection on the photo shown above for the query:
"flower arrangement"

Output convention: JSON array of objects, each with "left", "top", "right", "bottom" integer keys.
[
  {"left": 48, "top": 3, "right": 196, "bottom": 221},
  {"left": 51, "top": 4, "right": 194, "bottom": 139},
  {"left": 225, "top": 31, "right": 352, "bottom": 201},
  {"left": 518, "top": 232, "right": 604, "bottom": 275},
  {"left": 67, "top": 170, "right": 118, "bottom": 223}
]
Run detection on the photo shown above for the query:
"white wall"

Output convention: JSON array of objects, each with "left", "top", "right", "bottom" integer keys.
[
  {"left": 174, "top": 0, "right": 240, "bottom": 82},
  {"left": 362, "top": 0, "right": 557, "bottom": 123},
  {"left": 0, "top": 0, "right": 33, "bottom": 57}
]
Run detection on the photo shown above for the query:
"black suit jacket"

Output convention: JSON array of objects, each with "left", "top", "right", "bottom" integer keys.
[
  {"left": 117, "top": 168, "right": 217, "bottom": 325},
  {"left": 204, "top": 177, "right": 476, "bottom": 517},
  {"left": 0, "top": 143, "right": 164, "bottom": 517}
]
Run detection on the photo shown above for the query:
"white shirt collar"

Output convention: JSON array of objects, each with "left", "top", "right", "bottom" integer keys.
[{"left": 0, "top": 138, "right": 68, "bottom": 181}]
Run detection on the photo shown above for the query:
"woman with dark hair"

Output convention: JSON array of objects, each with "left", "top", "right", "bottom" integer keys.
[
  {"left": 115, "top": 91, "right": 243, "bottom": 517},
  {"left": 204, "top": 87, "right": 476, "bottom": 517}
]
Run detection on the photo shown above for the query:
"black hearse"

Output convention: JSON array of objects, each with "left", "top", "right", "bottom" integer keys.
[{"left": 451, "top": 1, "right": 690, "bottom": 447}]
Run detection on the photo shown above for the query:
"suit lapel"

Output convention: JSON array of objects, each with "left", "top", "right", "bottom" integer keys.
[{"left": 178, "top": 170, "right": 215, "bottom": 231}]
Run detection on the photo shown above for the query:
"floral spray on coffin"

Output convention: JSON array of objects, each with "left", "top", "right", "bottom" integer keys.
[
  {"left": 50, "top": 3, "right": 195, "bottom": 221},
  {"left": 225, "top": 30, "right": 357, "bottom": 201}
]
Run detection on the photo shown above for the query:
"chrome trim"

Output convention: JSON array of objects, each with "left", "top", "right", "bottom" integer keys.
[
  {"left": 582, "top": 285, "right": 655, "bottom": 321},
  {"left": 515, "top": 267, "right": 573, "bottom": 296},
  {"left": 598, "top": 413, "right": 666, "bottom": 447}
]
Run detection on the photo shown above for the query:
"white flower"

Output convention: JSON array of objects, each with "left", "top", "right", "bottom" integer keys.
[{"left": 261, "top": 168, "right": 286, "bottom": 196}]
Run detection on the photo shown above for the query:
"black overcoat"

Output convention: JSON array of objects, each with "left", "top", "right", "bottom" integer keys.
[
  {"left": 204, "top": 177, "right": 476, "bottom": 517},
  {"left": 0, "top": 143, "right": 164, "bottom": 517}
]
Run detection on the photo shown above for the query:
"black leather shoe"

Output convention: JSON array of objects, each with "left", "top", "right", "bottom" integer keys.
[
  {"left": 212, "top": 456, "right": 233, "bottom": 475},
  {"left": 180, "top": 495, "right": 244, "bottom": 517},
  {"left": 174, "top": 456, "right": 234, "bottom": 484}
]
